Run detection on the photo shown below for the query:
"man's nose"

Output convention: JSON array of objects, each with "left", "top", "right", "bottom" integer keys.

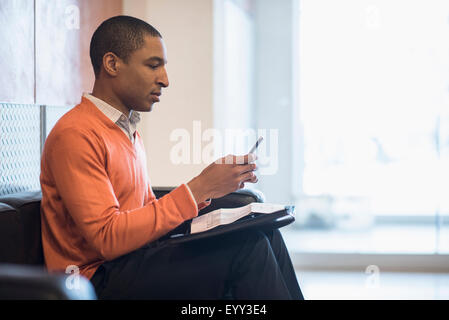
[{"left": 157, "top": 67, "right": 169, "bottom": 88}]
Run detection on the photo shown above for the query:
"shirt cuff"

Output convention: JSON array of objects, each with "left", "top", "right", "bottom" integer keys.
[
  {"left": 185, "top": 184, "right": 211, "bottom": 210},
  {"left": 185, "top": 183, "right": 198, "bottom": 207}
]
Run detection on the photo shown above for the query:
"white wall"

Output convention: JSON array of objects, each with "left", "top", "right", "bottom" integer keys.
[
  {"left": 124, "top": 0, "right": 297, "bottom": 204},
  {"left": 124, "top": 0, "right": 214, "bottom": 187},
  {"left": 254, "top": 0, "right": 298, "bottom": 203},
  {"left": 214, "top": 0, "right": 255, "bottom": 134}
]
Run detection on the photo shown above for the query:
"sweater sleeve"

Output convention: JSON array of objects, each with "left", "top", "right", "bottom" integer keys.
[{"left": 46, "top": 128, "right": 198, "bottom": 261}]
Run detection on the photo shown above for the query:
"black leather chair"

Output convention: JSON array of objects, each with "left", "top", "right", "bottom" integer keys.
[{"left": 0, "top": 187, "right": 264, "bottom": 299}]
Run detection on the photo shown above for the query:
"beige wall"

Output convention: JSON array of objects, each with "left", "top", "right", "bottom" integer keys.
[{"left": 124, "top": 0, "right": 214, "bottom": 187}]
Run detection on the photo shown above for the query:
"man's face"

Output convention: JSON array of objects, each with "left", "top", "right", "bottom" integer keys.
[{"left": 115, "top": 35, "right": 169, "bottom": 113}]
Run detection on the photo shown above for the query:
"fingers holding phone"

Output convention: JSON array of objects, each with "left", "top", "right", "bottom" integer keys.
[
  {"left": 188, "top": 137, "right": 264, "bottom": 201},
  {"left": 238, "top": 137, "right": 263, "bottom": 188}
]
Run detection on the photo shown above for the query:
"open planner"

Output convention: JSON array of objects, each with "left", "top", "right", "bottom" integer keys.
[{"left": 161, "top": 202, "right": 296, "bottom": 245}]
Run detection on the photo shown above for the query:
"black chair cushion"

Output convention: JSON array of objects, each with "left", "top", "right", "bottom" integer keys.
[
  {"left": 0, "top": 191, "right": 43, "bottom": 265},
  {"left": 0, "top": 264, "right": 97, "bottom": 300}
]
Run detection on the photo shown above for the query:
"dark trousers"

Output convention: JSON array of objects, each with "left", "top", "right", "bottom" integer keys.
[{"left": 90, "top": 229, "right": 304, "bottom": 300}]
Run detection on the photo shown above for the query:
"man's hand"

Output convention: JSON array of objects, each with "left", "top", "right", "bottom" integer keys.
[{"left": 187, "top": 153, "right": 258, "bottom": 204}]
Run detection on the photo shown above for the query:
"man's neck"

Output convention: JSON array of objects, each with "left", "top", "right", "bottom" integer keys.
[{"left": 91, "top": 82, "right": 131, "bottom": 118}]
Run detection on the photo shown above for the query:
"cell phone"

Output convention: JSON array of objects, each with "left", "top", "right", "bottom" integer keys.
[{"left": 248, "top": 136, "right": 264, "bottom": 154}]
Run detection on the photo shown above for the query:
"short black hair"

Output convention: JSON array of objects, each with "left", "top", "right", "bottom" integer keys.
[{"left": 90, "top": 15, "right": 162, "bottom": 77}]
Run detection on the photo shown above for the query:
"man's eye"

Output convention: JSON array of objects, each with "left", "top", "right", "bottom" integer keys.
[{"left": 148, "top": 65, "right": 159, "bottom": 69}]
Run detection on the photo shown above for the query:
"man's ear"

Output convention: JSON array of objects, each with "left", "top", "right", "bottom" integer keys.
[{"left": 102, "top": 52, "right": 121, "bottom": 77}]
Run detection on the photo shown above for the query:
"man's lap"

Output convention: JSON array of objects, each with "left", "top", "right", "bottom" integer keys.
[{"left": 91, "top": 229, "right": 297, "bottom": 299}]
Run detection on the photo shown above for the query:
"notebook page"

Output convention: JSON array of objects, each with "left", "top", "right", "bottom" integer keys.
[
  {"left": 190, "top": 203, "right": 286, "bottom": 234},
  {"left": 191, "top": 204, "right": 252, "bottom": 234},
  {"left": 249, "top": 203, "right": 285, "bottom": 214}
]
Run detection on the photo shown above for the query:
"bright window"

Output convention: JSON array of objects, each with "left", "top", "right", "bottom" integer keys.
[{"left": 291, "top": 0, "right": 449, "bottom": 253}]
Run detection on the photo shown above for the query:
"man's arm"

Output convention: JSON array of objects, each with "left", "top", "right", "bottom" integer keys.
[
  {"left": 45, "top": 128, "right": 198, "bottom": 261},
  {"left": 147, "top": 185, "right": 211, "bottom": 210}
]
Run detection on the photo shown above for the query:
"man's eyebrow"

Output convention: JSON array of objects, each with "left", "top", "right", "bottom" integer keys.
[{"left": 144, "top": 57, "right": 167, "bottom": 64}]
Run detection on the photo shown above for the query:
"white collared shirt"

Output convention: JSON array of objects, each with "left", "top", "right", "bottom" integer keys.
[{"left": 83, "top": 93, "right": 141, "bottom": 144}]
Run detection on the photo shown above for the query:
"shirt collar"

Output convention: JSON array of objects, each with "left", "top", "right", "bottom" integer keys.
[
  {"left": 129, "top": 109, "right": 141, "bottom": 125},
  {"left": 83, "top": 93, "right": 141, "bottom": 126}
]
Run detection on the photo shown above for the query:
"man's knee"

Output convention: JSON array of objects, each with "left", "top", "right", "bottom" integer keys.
[
  {"left": 263, "top": 228, "right": 283, "bottom": 243},
  {"left": 241, "top": 231, "right": 274, "bottom": 259}
]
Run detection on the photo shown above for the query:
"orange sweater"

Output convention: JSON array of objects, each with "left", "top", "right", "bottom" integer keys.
[{"left": 40, "top": 97, "right": 206, "bottom": 280}]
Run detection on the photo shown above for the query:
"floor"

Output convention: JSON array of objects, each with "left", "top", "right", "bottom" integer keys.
[
  {"left": 295, "top": 270, "right": 449, "bottom": 300},
  {"left": 279, "top": 222, "right": 449, "bottom": 299}
]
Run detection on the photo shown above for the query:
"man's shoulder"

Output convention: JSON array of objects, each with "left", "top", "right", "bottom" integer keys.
[
  {"left": 45, "top": 101, "right": 109, "bottom": 149},
  {"left": 49, "top": 100, "right": 106, "bottom": 137}
]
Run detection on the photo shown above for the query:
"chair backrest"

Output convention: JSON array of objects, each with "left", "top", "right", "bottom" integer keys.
[
  {"left": 153, "top": 187, "right": 265, "bottom": 214},
  {"left": 0, "top": 191, "right": 44, "bottom": 265},
  {"left": 0, "top": 188, "right": 265, "bottom": 266}
]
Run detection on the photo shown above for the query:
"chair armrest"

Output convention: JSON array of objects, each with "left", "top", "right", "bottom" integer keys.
[
  {"left": 152, "top": 186, "right": 266, "bottom": 214},
  {"left": 0, "top": 264, "right": 97, "bottom": 300}
]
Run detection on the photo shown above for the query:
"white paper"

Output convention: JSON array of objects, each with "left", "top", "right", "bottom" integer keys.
[{"left": 190, "top": 202, "right": 286, "bottom": 234}]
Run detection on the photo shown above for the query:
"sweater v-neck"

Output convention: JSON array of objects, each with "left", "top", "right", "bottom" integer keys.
[{"left": 81, "top": 97, "right": 138, "bottom": 157}]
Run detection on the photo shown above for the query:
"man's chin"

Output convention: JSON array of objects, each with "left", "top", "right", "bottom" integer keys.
[
  {"left": 147, "top": 100, "right": 156, "bottom": 112},
  {"left": 134, "top": 102, "right": 155, "bottom": 113}
]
